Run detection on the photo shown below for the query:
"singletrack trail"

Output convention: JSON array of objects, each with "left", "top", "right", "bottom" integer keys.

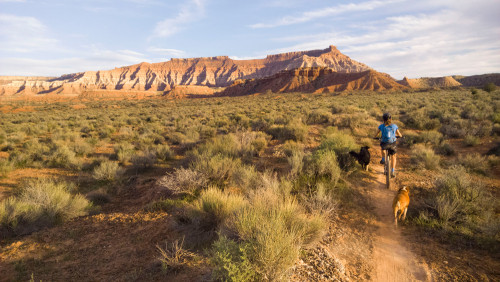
[{"left": 366, "top": 164, "right": 432, "bottom": 282}]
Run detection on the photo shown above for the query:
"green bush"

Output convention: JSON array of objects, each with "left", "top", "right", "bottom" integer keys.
[
  {"left": 92, "top": 161, "right": 125, "bottom": 182},
  {"left": 457, "top": 153, "right": 490, "bottom": 174},
  {"left": 266, "top": 119, "right": 307, "bottom": 142},
  {"left": 47, "top": 144, "right": 81, "bottom": 170},
  {"left": 0, "top": 158, "right": 13, "bottom": 178},
  {"left": 419, "top": 130, "right": 443, "bottom": 145},
  {"left": 410, "top": 144, "right": 440, "bottom": 170},
  {"left": 483, "top": 82, "right": 497, "bottom": 93},
  {"left": 211, "top": 236, "right": 256, "bottom": 282},
  {"left": 318, "top": 127, "right": 358, "bottom": 170},
  {"left": 131, "top": 151, "right": 157, "bottom": 170},
  {"left": 191, "top": 154, "right": 241, "bottom": 186},
  {"left": 309, "top": 149, "right": 341, "bottom": 185},
  {"left": 463, "top": 135, "right": 480, "bottom": 147},
  {"left": 194, "top": 186, "right": 247, "bottom": 230},
  {"left": 432, "top": 166, "right": 494, "bottom": 230},
  {"left": 287, "top": 147, "right": 305, "bottom": 177},
  {"left": 224, "top": 187, "right": 325, "bottom": 280},
  {"left": 158, "top": 168, "right": 208, "bottom": 196},
  {"left": 113, "top": 142, "right": 135, "bottom": 164},
  {"left": 0, "top": 179, "right": 90, "bottom": 236},
  {"left": 436, "top": 141, "right": 455, "bottom": 156}
]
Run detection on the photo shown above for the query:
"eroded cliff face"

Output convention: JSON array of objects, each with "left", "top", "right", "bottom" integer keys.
[
  {"left": 219, "top": 67, "right": 407, "bottom": 96},
  {"left": 0, "top": 46, "right": 371, "bottom": 96},
  {"left": 398, "top": 76, "right": 462, "bottom": 88}
]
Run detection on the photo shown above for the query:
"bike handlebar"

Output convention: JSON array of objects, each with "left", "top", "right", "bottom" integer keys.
[{"left": 373, "top": 136, "right": 403, "bottom": 140}]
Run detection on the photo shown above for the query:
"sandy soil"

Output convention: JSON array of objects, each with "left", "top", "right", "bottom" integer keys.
[{"left": 367, "top": 164, "right": 432, "bottom": 281}]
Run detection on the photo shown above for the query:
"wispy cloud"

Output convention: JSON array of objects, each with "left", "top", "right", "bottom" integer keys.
[
  {"left": 147, "top": 47, "right": 186, "bottom": 57},
  {"left": 0, "top": 48, "right": 150, "bottom": 76},
  {"left": 150, "top": 0, "right": 205, "bottom": 39},
  {"left": 0, "top": 0, "right": 26, "bottom": 2},
  {"left": 250, "top": 0, "right": 402, "bottom": 28},
  {"left": 0, "top": 14, "right": 59, "bottom": 53},
  {"left": 269, "top": 1, "right": 500, "bottom": 78}
]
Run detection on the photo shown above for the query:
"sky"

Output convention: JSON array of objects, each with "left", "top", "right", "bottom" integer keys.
[{"left": 0, "top": 0, "right": 499, "bottom": 79}]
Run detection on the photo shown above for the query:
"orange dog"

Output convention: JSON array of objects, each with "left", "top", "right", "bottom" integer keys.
[{"left": 392, "top": 186, "right": 410, "bottom": 227}]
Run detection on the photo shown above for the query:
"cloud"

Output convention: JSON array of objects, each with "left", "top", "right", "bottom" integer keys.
[
  {"left": 147, "top": 47, "right": 185, "bottom": 57},
  {"left": 250, "top": 0, "right": 403, "bottom": 28},
  {"left": 269, "top": 1, "right": 500, "bottom": 78},
  {"left": 0, "top": 0, "right": 26, "bottom": 2},
  {"left": 150, "top": 0, "right": 205, "bottom": 39},
  {"left": 0, "top": 14, "right": 59, "bottom": 53},
  {"left": 0, "top": 48, "right": 150, "bottom": 76}
]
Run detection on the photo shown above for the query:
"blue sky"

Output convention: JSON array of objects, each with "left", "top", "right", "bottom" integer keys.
[{"left": 0, "top": 0, "right": 499, "bottom": 79}]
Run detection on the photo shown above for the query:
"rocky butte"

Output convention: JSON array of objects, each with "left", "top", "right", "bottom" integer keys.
[{"left": 0, "top": 46, "right": 372, "bottom": 96}]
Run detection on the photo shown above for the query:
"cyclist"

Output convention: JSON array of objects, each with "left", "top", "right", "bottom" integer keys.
[{"left": 374, "top": 113, "right": 403, "bottom": 177}]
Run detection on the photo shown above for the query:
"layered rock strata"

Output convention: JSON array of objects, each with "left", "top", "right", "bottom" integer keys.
[{"left": 0, "top": 46, "right": 371, "bottom": 96}]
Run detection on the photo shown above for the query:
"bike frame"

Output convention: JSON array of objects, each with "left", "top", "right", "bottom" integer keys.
[{"left": 383, "top": 150, "right": 391, "bottom": 189}]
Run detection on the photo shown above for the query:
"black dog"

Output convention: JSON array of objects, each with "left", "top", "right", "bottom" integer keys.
[{"left": 349, "top": 146, "right": 371, "bottom": 171}]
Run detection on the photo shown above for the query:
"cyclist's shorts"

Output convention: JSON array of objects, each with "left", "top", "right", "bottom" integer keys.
[{"left": 380, "top": 141, "right": 397, "bottom": 155}]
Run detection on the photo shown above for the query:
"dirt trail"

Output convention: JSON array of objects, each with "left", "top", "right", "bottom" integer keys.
[{"left": 367, "top": 164, "right": 432, "bottom": 282}]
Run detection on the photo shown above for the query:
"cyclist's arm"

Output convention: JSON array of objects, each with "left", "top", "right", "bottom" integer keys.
[
  {"left": 374, "top": 128, "right": 381, "bottom": 139},
  {"left": 396, "top": 129, "right": 403, "bottom": 138}
]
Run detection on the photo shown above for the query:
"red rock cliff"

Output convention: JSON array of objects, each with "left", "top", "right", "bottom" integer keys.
[{"left": 0, "top": 46, "right": 371, "bottom": 95}]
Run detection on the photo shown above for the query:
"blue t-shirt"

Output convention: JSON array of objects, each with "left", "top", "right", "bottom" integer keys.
[{"left": 379, "top": 123, "right": 398, "bottom": 143}]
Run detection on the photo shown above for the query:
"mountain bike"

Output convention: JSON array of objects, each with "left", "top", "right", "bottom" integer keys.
[{"left": 375, "top": 136, "right": 401, "bottom": 189}]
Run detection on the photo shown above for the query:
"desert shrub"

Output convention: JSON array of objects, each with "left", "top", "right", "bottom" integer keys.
[
  {"left": 302, "top": 182, "right": 337, "bottom": 219},
  {"left": 229, "top": 165, "right": 261, "bottom": 192},
  {"left": 403, "top": 110, "right": 440, "bottom": 130},
  {"left": 436, "top": 141, "right": 455, "bottom": 156},
  {"left": 0, "top": 158, "right": 12, "bottom": 178},
  {"left": 0, "top": 179, "right": 90, "bottom": 236},
  {"left": 399, "top": 131, "right": 419, "bottom": 147},
  {"left": 220, "top": 187, "right": 325, "bottom": 281},
  {"left": 318, "top": 127, "right": 358, "bottom": 171},
  {"left": 287, "top": 148, "right": 305, "bottom": 177},
  {"left": 131, "top": 150, "right": 156, "bottom": 170},
  {"left": 194, "top": 186, "right": 247, "bottom": 230},
  {"left": 463, "top": 135, "right": 480, "bottom": 146},
  {"left": 85, "top": 190, "right": 111, "bottom": 205},
  {"left": 47, "top": 144, "right": 81, "bottom": 170},
  {"left": 157, "top": 238, "right": 198, "bottom": 274},
  {"left": 154, "top": 144, "right": 174, "bottom": 161},
  {"left": 457, "top": 153, "right": 490, "bottom": 174},
  {"left": 281, "top": 140, "right": 303, "bottom": 157},
  {"left": 266, "top": 119, "right": 307, "bottom": 142},
  {"left": 439, "top": 119, "right": 467, "bottom": 138},
  {"left": 428, "top": 167, "right": 495, "bottom": 233},
  {"left": 191, "top": 154, "right": 241, "bottom": 186},
  {"left": 308, "top": 149, "right": 341, "bottom": 186},
  {"left": 483, "top": 82, "right": 497, "bottom": 93},
  {"left": 410, "top": 144, "right": 440, "bottom": 170},
  {"left": 419, "top": 130, "right": 443, "bottom": 145},
  {"left": 113, "top": 142, "right": 135, "bottom": 164},
  {"left": 157, "top": 168, "right": 208, "bottom": 196},
  {"left": 306, "top": 109, "right": 333, "bottom": 125},
  {"left": 92, "top": 161, "right": 125, "bottom": 182},
  {"left": 211, "top": 236, "right": 256, "bottom": 282},
  {"left": 70, "top": 139, "right": 93, "bottom": 157}
]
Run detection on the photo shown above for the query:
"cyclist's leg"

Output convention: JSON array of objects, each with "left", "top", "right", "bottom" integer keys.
[{"left": 392, "top": 153, "right": 397, "bottom": 171}]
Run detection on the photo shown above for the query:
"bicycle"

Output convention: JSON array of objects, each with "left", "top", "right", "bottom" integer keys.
[{"left": 375, "top": 136, "right": 401, "bottom": 189}]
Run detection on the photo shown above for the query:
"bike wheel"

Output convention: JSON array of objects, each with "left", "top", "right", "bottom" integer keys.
[{"left": 385, "top": 154, "right": 391, "bottom": 189}]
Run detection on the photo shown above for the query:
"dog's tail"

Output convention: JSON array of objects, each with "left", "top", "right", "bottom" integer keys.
[{"left": 349, "top": 151, "right": 359, "bottom": 159}]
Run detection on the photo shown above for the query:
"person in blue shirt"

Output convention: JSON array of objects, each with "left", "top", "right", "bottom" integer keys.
[{"left": 374, "top": 113, "right": 403, "bottom": 177}]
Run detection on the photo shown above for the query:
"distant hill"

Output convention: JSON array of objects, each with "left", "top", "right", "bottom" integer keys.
[
  {"left": 453, "top": 73, "right": 500, "bottom": 87},
  {"left": 398, "top": 76, "right": 461, "bottom": 88},
  {"left": 218, "top": 67, "right": 407, "bottom": 96},
  {"left": 0, "top": 46, "right": 371, "bottom": 96}
]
